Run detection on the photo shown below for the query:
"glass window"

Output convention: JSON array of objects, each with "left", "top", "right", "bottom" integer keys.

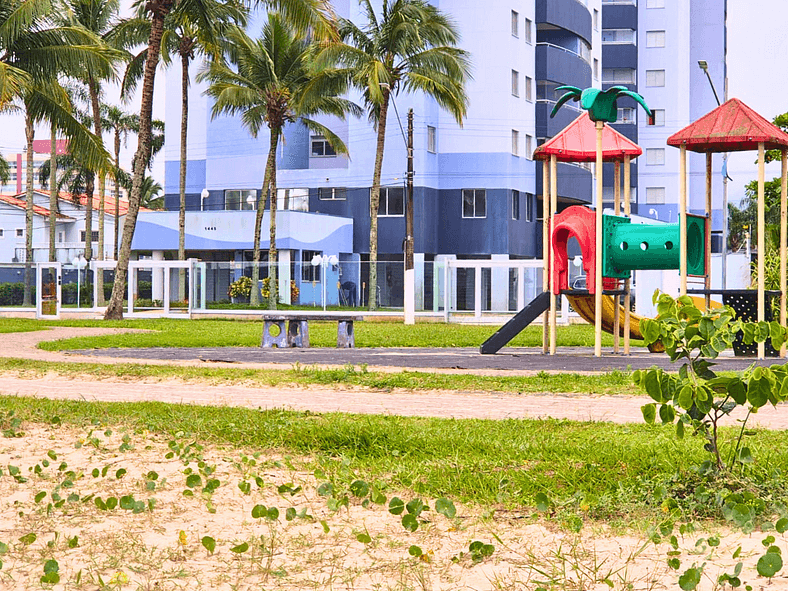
[
  {"left": 525, "top": 76, "right": 533, "bottom": 101},
  {"left": 602, "top": 68, "right": 636, "bottom": 84},
  {"left": 616, "top": 107, "right": 636, "bottom": 124},
  {"left": 646, "top": 148, "right": 665, "bottom": 165},
  {"left": 427, "top": 125, "right": 436, "bottom": 153},
  {"left": 318, "top": 187, "right": 347, "bottom": 200},
  {"left": 526, "top": 135, "right": 533, "bottom": 159},
  {"left": 512, "top": 190, "right": 520, "bottom": 220},
  {"left": 225, "top": 189, "right": 256, "bottom": 210},
  {"left": 511, "top": 70, "right": 519, "bottom": 97},
  {"left": 81, "top": 230, "right": 99, "bottom": 242},
  {"left": 302, "top": 250, "right": 321, "bottom": 282},
  {"left": 276, "top": 188, "right": 309, "bottom": 211},
  {"left": 16, "top": 228, "right": 23, "bottom": 237},
  {"left": 511, "top": 10, "right": 518, "bottom": 37},
  {"left": 646, "top": 69, "right": 665, "bottom": 87},
  {"left": 594, "top": 58, "right": 599, "bottom": 80},
  {"left": 377, "top": 187, "right": 404, "bottom": 217},
  {"left": 525, "top": 18, "right": 532, "bottom": 44},
  {"left": 646, "top": 30, "right": 665, "bottom": 47},
  {"left": 512, "top": 130, "right": 519, "bottom": 156},
  {"left": 525, "top": 192, "right": 534, "bottom": 222},
  {"left": 652, "top": 109, "right": 665, "bottom": 126},
  {"left": 602, "top": 29, "right": 636, "bottom": 44},
  {"left": 310, "top": 135, "right": 336, "bottom": 157},
  {"left": 593, "top": 8, "right": 599, "bottom": 30},
  {"left": 462, "top": 189, "right": 486, "bottom": 218},
  {"left": 646, "top": 187, "right": 666, "bottom": 204}
]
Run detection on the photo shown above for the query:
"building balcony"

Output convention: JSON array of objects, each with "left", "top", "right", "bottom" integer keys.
[
  {"left": 535, "top": 99, "right": 583, "bottom": 139},
  {"left": 535, "top": 43, "right": 592, "bottom": 91},
  {"left": 535, "top": 0, "right": 592, "bottom": 45}
]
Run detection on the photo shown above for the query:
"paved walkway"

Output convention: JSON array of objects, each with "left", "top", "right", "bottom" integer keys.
[{"left": 0, "top": 326, "right": 787, "bottom": 428}]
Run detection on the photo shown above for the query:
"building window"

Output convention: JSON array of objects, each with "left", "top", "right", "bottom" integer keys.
[
  {"left": 462, "top": 189, "right": 486, "bottom": 218},
  {"left": 594, "top": 58, "right": 599, "bottom": 80},
  {"left": 276, "top": 188, "right": 309, "bottom": 211},
  {"left": 525, "top": 76, "right": 533, "bottom": 101},
  {"left": 377, "top": 187, "right": 404, "bottom": 217},
  {"left": 652, "top": 109, "right": 666, "bottom": 126},
  {"left": 647, "top": 0, "right": 665, "bottom": 7},
  {"left": 602, "top": 29, "right": 636, "bottom": 44},
  {"left": 0, "top": 229, "right": 4, "bottom": 238},
  {"left": 602, "top": 68, "right": 636, "bottom": 84},
  {"left": 616, "top": 108, "right": 636, "bottom": 124},
  {"left": 525, "top": 18, "right": 532, "bottom": 44},
  {"left": 15, "top": 228, "right": 23, "bottom": 238},
  {"left": 512, "top": 130, "right": 519, "bottom": 156},
  {"left": 427, "top": 125, "right": 437, "bottom": 153},
  {"left": 302, "top": 250, "right": 321, "bottom": 282},
  {"left": 593, "top": 8, "right": 599, "bottom": 31},
  {"left": 526, "top": 135, "right": 533, "bottom": 159},
  {"left": 80, "top": 230, "right": 99, "bottom": 242},
  {"left": 225, "top": 189, "right": 256, "bottom": 210},
  {"left": 512, "top": 190, "right": 520, "bottom": 220},
  {"left": 318, "top": 187, "right": 347, "bottom": 200},
  {"left": 646, "top": 187, "right": 666, "bottom": 204},
  {"left": 646, "top": 69, "right": 666, "bottom": 87},
  {"left": 646, "top": 30, "right": 666, "bottom": 47},
  {"left": 646, "top": 148, "right": 665, "bottom": 165},
  {"left": 310, "top": 135, "right": 336, "bottom": 157},
  {"left": 525, "top": 192, "right": 534, "bottom": 222},
  {"left": 511, "top": 10, "right": 518, "bottom": 37},
  {"left": 58, "top": 232, "right": 63, "bottom": 243},
  {"left": 511, "top": 69, "right": 519, "bottom": 97}
]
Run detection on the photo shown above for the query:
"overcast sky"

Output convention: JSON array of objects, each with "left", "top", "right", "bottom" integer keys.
[{"left": 0, "top": 1, "right": 786, "bottom": 203}]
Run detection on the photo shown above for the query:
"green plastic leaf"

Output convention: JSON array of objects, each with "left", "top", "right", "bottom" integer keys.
[
  {"left": 435, "top": 498, "right": 457, "bottom": 519},
  {"left": 388, "top": 497, "right": 405, "bottom": 515},
  {"left": 641, "top": 403, "right": 656, "bottom": 424},
  {"left": 201, "top": 536, "right": 216, "bottom": 554},
  {"left": 757, "top": 551, "right": 783, "bottom": 578}
]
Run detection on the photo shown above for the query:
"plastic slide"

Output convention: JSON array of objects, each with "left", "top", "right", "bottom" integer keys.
[{"left": 566, "top": 293, "right": 647, "bottom": 340}]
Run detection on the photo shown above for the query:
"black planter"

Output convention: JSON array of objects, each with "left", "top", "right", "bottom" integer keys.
[{"left": 722, "top": 290, "right": 781, "bottom": 357}]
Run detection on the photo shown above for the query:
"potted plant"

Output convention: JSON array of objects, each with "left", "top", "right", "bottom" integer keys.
[{"left": 228, "top": 276, "right": 252, "bottom": 304}]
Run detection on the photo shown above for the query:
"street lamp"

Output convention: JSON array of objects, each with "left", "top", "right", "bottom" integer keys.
[
  {"left": 380, "top": 83, "right": 415, "bottom": 324},
  {"left": 698, "top": 59, "right": 728, "bottom": 288},
  {"left": 200, "top": 188, "right": 210, "bottom": 211},
  {"left": 71, "top": 253, "right": 87, "bottom": 308},
  {"left": 311, "top": 254, "right": 339, "bottom": 310}
]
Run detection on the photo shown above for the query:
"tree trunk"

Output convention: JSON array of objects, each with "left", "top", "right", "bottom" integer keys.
[
  {"left": 268, "top": 133, "right": 278, "bottom": 310},
  {"left": 368, "top": 91, "right": 390, "bottom": 311},
  {"left": 104, "top": 0, "right": 172, "bottom": 320},
  {"left": 84, "top": 172, "right": 94, "bottom": 262},
  {"left": 88, "top": 77, "right": 105, "bottom": 261},
  {"left": 250, "top": 129, "right": 278, "bottom": 307},
  {"left": 49, "top": 125, "right": 57, "bottom": 263},
  {"left": 23, "top": 113, "right": 34, "bottom": 306},
  {"left": 178, "top": 50, "right": 189, "bottom": 301},
  {"left": 114, "top": 130, "right": 120, "bottom": 261}
]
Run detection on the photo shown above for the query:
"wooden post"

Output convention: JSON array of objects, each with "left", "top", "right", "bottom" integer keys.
[
  {"left": 613, "top": 160, "right": 621, "bottom": 353},
  {"left": 705, "top": 152, "right": 712, "bottom": 311},
  {"left": 550, "top": 154, "right": 558, "bottom": 355},
  {"left": 542, "top": 161, "right": 550, "bottom": 354},
  {"left": 623, "top": 154, "right": 631, "bottom": 355},
  {"left": 758, "top": 142, "right": 766, "bottom": 360},
  {"left": 679, "top": 144, "right": 688, "bottom": 295},
  {"left": 781, "top": 150, "right": 787, "bottom": 358},
  {"left": 594, "top": 120, "right": 604, "bottom": 357}
]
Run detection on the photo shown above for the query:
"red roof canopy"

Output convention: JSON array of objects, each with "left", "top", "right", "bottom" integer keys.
[
  {"left": 532, "top": 112, "right": 643, "bottom": 162},
  {"left": 667, "top": 98, "right": 788, "bottom": 153},
  {"left": 0, "top": 194, "right": 72, "bottom": 219}
]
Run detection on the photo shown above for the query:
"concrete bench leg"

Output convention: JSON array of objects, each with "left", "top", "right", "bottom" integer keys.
[
  {"left": 261, "top": 320, "right": 288, "bottom": 348},
  {"left": 287, "top": 320, "right": 310, "bottom": 348},
  {"left": 337, "top": 320, "right": 355, "bottom": 348}
]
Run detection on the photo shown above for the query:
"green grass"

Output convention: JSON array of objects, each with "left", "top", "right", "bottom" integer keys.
[
  {"left": 5, "top": 317, "right": 644, "bottom": 351},
  {"left": 0, "top": 357, "right": 637, "bottom": 395},
  {"left": 3, "top": 393, "right": 786, "bottom": 524}
]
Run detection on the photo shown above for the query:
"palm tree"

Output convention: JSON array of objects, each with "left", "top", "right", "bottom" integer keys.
[
  {"left": 103, "top": 105, "right": 138, "bottom": 259},
  {"left": 199, "top": 18, "right": 358, "bottom": 308},
  {"left": 103, "top": 0, "right": 338, "bottom": 319},
  {"left": 550, "top": 85, "right": 652, "bottom": 123},
  {"left": 314, "top": 0, "right": 471, "bottom": 310},
  {"left": 0, "top": 154, "right": 9, "bottom": 186},
  {"left": 1, "top": 0, "right": 115, "bottom": 303}
]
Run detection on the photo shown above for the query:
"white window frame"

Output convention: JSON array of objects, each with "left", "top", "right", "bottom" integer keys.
[
  {"left": 593, "top": 8, "right": 599, "bottom": 30},
  {"left": 310, "top": 135, "right": 336, "bottom": 158},
  {"left": 81, "top": 230, "right": 99, "bottom": 243},
  {"left": 511, "top": 10, "right": 519, "bottom": 37},
  {"left": 525, "top": 18, "right": 532, "bottom": 44},
  {"left": 15, "top": 228, "right": 23, "bottom": 238},
  {"left": 646, "top": 30, "right": 666, "bottom": 48},
  {"left": 377, "top": 186, "right": 405, "bottom": 217},
  {"left": 594, "top": 58, "right": 599, "bottom": 80},
  {"left": 526, "top": 135, "right": 533, "bottom": 159},
  {"left": 646, "top": 148, "right": 666, "bottom": 165},
  {"left": 511, "top": 69, "right": 519, "bottom": 97},
  {"left": 276, "top": 188, "right": 309, "bottom": 211},
  {"left": 512, "top": 130, "right": 520, "bottom": 156},
  {"left": 646, "top": 69, "right": 666, "bottom": 87},
  {"left": 525, "top": 192, "right": 534, "bottom": 222},
  {"left": 525, "top": 76, "right": 533, "bottom": 102},
  {"left": 225, "top": 189, "right": 256, "bottom": 211},
  {"left": 602, "top": 29, "right": 636, "bottom": 44},
  {"left": 646, "top": 187, "right": 666, "bottom": 204},
  {"left": 427, "top": 125, "right": 437, "bottom": 153},
  {"left": 616, "top": 107, "right": 636, "bottom": 124},
  {"left": 512, "top": 189, "right": 520, "bottom": 221},
  {"left": 602, "top": 68, "right": 636, "bottom": 84},
  {"left": 652, "top": 109, "right": 666, "bottom": 126},
  {"left": 462, "top": 189, "right": 487, "bottom": 219},
  {"left": 318, "top": 187, "right": 347, "bottom": 201}
]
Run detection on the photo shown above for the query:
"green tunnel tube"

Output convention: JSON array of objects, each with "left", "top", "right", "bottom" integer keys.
[{"left": 603, "top": 215, "right": 706, "bottom": 277}]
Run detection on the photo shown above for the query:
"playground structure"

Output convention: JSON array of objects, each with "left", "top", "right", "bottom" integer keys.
[{"left": 482, "top": 97, "right": 788, "bottom": 359}]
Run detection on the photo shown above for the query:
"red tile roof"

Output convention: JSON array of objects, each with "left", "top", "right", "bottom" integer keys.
[
  {"left": 533, "top": 112, "right": 643, "bottom": 162},
  {"left": 27, "top": 190, "right": 148, "bottom": 216},
  {"left": 0, "top": 194, "right": 73, "bottom": 219},
  {"left": 667, "top": 98, "right": 788, "bottom": 153}
]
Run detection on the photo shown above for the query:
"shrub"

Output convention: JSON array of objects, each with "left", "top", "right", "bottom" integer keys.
[
  {"left": 228, "top": 276, "right": 252, "bottom": 299},
  {"left": 260, "top": 277, "right": 300, "bottom": 303}
]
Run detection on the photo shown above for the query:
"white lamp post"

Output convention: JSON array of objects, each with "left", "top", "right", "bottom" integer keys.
[
  {"left": 200, "top": 188, "right": 210, "bottom": 211},
  {"left": 71, "top": 253, "right": 87, "bottom": 308},
  {"left": 311, "top": 254, "right": 339, "bottom": 310}
]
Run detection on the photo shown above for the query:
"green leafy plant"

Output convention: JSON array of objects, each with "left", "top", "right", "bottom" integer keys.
[
  {"left": 635, "top": 292, "right": 788, "bottom": 472},
  {"left": 260, "top": 277, "right": 299, "bottom": 302},
  {"left": 227, "top": 276, "right": 253, "bottom": 300}
]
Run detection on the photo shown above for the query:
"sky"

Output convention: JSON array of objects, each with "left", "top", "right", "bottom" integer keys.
[{"left": 0, "top": 1, "right": 786, "bottom": 203}]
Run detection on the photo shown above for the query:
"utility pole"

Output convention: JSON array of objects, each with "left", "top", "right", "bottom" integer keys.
[{"left": 404, "top": 108, "right": 415, "bottom": 324}]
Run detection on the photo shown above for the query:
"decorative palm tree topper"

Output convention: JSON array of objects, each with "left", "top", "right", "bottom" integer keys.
[{"left": 550, "top": 85, "right": 653, "bottom": 124}]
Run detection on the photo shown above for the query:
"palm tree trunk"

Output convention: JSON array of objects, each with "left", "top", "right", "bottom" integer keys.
[
  {"left": 368, "top": 91, "right": 390, "bottom": 311},
  {"left": 251, "top": 129, "right": 278, "bottom": 307},
  {"left": 49, "top": 125, "right": 57, "bottom": 263},
  {"left": 268, "top": 135, "right": 278, "bottom": 310},
  {"left": 178, "top": 51, "right": 189, "bottom": 301},
  {"left": 88, "top": 78, "right": 105, "bottom": 261},
  {"left": 114, "top": 130, "right": 120, "bottom": 261},
  {"left": 84, "top": 173, "right": 94, "bottom": 262},
  {"left": 104, "top": 0, "right": 172, "bottom": 320},
  {"left": 23, "top": 113, "right": 34, "bottom": 306}
]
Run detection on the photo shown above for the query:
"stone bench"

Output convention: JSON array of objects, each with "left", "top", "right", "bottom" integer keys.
[{"left": 260, "top": 315, "right": 363, "bottom": 348}]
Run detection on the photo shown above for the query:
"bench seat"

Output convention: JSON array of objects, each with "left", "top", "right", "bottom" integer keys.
[{"left": 261, "top": 315, "right": 363, "bottom": 348}]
